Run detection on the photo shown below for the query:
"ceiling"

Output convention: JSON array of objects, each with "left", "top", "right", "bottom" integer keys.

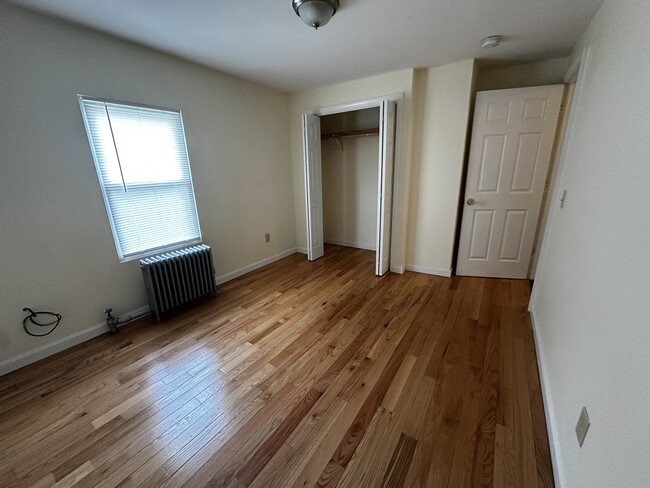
[{"left": 9, "top": 0, "right": 604, "bottom": 92}]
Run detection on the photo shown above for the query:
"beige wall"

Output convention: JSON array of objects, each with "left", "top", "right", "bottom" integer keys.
[
  {"left": 0, "top": 5, "right": 295, "bottom": 365},
  {"left": 321, "top": 109, "right": 379, "bottom": 133},
  {"left": 322, "top": 136, "right": 379, "bottom": 250},
  {"left": 530, "top": 1, "right": 650, "bottom": 486},
  {"left": 288, "top": 70, "right": 415, "bottom": 269},
  {"left": 477, "top": 57, "right": 570, "bottom": 92},
  {"left": 289, "top": 61, "right": 477, "bottom": 275},
  {"left": 407, "top": 60, "right": 477, "bottom": 275}
]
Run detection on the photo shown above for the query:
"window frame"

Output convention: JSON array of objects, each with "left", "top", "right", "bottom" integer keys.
[{"left": 77, "top": 95, "right": 202, "bottom": 262}]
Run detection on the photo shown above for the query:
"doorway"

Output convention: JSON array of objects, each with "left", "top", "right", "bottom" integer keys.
[{"left": 302, "top": 97, "right": 399, "bottom": 276}]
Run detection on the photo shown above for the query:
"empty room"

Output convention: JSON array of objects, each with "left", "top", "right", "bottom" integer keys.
[{"left": 1, "top": 0, "right": 648, "bottom": 487}]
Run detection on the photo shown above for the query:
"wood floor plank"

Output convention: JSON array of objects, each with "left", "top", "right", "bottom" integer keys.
[
  {"left": 0, "top": 245, "right": 554, "bottom": 488},
  {"left": 160, "top": 381, "right": 300, "bottom": 488},
  {"left": 123, "top": 367, "right": 276, "bottom": 488},
  {"left": 335, "top": 372, "right": 434, "bottom": 488},
  {"left": 494, "top": 423, "right": 516, "bottom": 488},
  {"left": 513, "top": 337, "right": 538, "bottom": 488},
  {"left": 247, "top": 399, "right": 348, "bottom": 488},
  {"left": 381, "top": 354, "right": 417, "bottom": 412},
  {"left": 380, "top": 433, "right": 417, "bottom": 488},
  {"left": 336, "top": 409, "right": 397, "bottom": 488},
  {"left": 235, "top": 387, "right": 324, "bottom": 486},
  {"left": 315, "top": 460, "right": 345, "bottom": 488},
  {"left": 468, "top": 285, "right": 501, "bottom": 488}
]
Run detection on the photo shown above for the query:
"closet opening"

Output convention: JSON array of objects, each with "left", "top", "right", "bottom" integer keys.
[
  {"left": 302, "top": 96, "right": 399, "bottom": 276},
  {"left": 321, "top": 108, "right": 380, "bottom": 254}
]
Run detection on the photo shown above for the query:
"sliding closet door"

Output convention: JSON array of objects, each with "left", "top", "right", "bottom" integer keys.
[
  {"left": 376, "top": 100, "right": 396, "bottom": 276},
  {"left": 303, "top": 113, "right": 324, "bottom": 261}
]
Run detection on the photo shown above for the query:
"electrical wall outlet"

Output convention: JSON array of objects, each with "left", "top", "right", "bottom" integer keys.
[
  {"left": 265, "top": 233, "right": 270, "bottom": 243},
  {"left": 575, "top": 406, "right": 590, "bottom": 447}
]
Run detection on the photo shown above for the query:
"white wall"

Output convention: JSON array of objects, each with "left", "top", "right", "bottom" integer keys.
[
  {"left": 406, "top": 60, "right": 476, "bottom": 276},
  {"left": 477, "top": 57, "right": 570, "bottom": 92},
  {"left": 288, "top": 70, "right": 415, "bottom": 268},
  {"left": 322, "top": 136, "right": 379, "bottom": 250},
  {"left": 530, "top": 1, "right": 650, "bottom": 486},
  {"left": 0, "top": 5, "right": 295, "bottom": 367}
]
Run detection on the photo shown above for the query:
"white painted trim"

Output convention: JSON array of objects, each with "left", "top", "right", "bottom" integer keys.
[
  {"left": 324, "top": 239, "right": 375, "bottom": 252},
  {"left": 308, "top": 93, "right": 403, "bottom": 117},
  {"left": 528, "top": 304, "right": 566, "bottom": 488},
  {"left": 528, "top": 83, "right": 574, "bottom": 280},
  {"left": 0, "top": 248, "right": 302, "bottom": 377},
  {"left": 564, "top": 54, "right": 582, "bottom": 84},
  {"left": 302, "top": 92, "right": 406, "bottom": 273},
  {"left": 0, "top": 305, "right": 150, "bottom": 377},
  {"left": 530, "top": 45, "right": 591, "bottom": 308},
  {"left": 296, "top": 247, "right": 308, "bottom": 254},
  {"left": 390, "top": 265, "right": 404, "bottom": 274},
  {"left": 405, "top": 264, "right": 452, "bottom": 278},
  {"left": 215, "top": 248, "right": 299, "bottom": 285}
]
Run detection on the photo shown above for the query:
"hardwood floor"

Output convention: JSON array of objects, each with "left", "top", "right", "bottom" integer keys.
[{"left": 0, "top": 245, "right": 554, "bottom": 488}]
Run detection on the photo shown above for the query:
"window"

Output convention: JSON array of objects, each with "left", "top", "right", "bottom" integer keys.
[{"left": 78, "top": 96, "right": 201, "bottom": 262}]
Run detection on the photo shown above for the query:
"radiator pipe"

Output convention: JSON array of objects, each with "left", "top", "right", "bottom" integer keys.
[{"left": 104, "top": 307, "right": 151, "bottom": 334}]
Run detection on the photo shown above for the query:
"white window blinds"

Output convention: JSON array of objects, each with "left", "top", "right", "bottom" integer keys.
[{"left": 78, "top": 96, "right": 201, "bottom": 262}]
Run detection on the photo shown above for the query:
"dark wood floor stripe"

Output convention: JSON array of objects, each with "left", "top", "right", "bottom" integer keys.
[{"left": 380, "top": 433, "right": 418, "bottom": 488}]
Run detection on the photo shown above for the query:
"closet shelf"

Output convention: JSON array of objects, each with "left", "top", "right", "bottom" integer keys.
[{"left": 321, "top": 128, "right": 379, "bottom": 140}]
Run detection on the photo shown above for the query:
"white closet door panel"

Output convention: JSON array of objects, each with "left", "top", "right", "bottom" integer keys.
[
  {"left": 376, "top": 100, "right": 396, "bottom": 276},
  {"left": 303, "top": 113, "right": 324, "bottom": 261}
]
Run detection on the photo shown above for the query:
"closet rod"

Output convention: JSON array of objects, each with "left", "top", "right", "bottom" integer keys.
[{"left": 320, "top": 127, "right": 379, "bottom": 140}]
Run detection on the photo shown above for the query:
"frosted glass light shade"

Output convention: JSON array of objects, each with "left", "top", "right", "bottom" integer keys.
[{"left": 292, "top": 0, "right": 339, "bottom": 29}]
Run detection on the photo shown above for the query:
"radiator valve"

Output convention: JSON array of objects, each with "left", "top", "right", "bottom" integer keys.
[{"left": 104, "top": 308, "right": 119, "bottom": 335}]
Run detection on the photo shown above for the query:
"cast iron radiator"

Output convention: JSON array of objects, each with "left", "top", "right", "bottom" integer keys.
[{"left": 140, "top": 244, "right": 216, "bottom": 321}]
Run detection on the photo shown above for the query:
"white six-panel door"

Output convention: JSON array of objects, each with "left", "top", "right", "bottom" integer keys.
[
  {"left": 303, "top": 113, "right": 324, "bottom": 261},
  {"left": 456, "top": 85, "right": 564, "bottom": 279},
  {"left": 376, "top": 100, "right": 396, "bottom": 276}
]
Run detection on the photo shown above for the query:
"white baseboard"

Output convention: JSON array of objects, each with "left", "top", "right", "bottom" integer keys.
[
  {"left": 405, "top": 264, "right": 452, "bottom": 278},
  {"left": 390, "top": 265, "right": 404, "bottom": 274},
  {"left": 0, "top": 248, "right": 301, "bottom": 377},
  {"left": 324, "top": 239, "right": 376, "bottom": 252},
  {"left": 214, "top": 247, "right": 299, "bottom": 286},
  {"left": 0, "top": 305, "right": 150, "bottom": 377},
  {"left": 528, "top": 303, "right": 565, "bottom": 488}
]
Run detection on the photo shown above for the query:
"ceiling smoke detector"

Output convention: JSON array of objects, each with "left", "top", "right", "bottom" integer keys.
[{"left": 481, "top": 35, "right": 503, "bottom": 49}]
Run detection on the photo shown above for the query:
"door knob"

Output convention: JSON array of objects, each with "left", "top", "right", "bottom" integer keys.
[{"left": 467, "top": 198, "right": 476, "bottom": 206}]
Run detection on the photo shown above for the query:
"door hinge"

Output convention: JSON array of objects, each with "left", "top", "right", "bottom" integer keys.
[{"left": 544, "top": 180, "right": 550, "bottom": 193}]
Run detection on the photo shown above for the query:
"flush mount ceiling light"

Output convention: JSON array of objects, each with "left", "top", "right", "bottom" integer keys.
[
  {"left": 481, "top": 35, "right": 503, "bottom": 49},
  {"left": 292, "top": 0, "right": 339, "bottom": 30}
]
